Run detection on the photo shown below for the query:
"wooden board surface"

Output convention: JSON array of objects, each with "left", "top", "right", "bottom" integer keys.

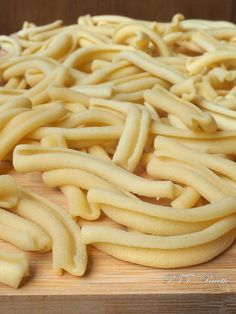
[{"left": 0, "top": 161, "right": 236, "bottom": 313}]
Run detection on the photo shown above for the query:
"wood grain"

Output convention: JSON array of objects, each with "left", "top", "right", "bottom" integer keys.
[
  {"left": 0, "top": 161, "right": 236, "bottom": 312},
  {"left": 0, "top": 0, "right": 235, "bottom": 34}
]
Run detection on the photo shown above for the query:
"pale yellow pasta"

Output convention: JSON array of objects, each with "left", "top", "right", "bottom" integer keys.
[
  {"left": 38, "top": 33, "right": 77, "bottom": 61},
  {"left": 0, "top": 207, "right": 51, "bottom": 252},
  {"left": 43, "top": 168, "right": 123, "bottom": 195},
  {"left": 48, "top": 86, "right": 89, "bottom": 106},
  {"left": 0, "top": 175, "right": 18, "bottom": 209},
  {"left": 13, "top": 145, "right": 173, "bottom": 198},
  {"left": 191, "top": 31, "right": 222, "bottom": 52},
  {"left": 211, "top": 112, "right": 236, "bottom": 131},
  {"left": 12, "top": 187, "right": 87, "bottom": 276},
  {"left": 3, "top": 13, "right": 236, "bottom": 285},
  {"left": 60, "top": 186, "right": 100, "bottom": 220},
  {"left": 0, "top": 251, "right": 29, "bottom": 288},
  {"left": 28, "top": 125, "right": 124, "bottom": 142},
  {"left": 114, "top": 50, "right": 186, "bottom": 84},
  {"left": 87, "top": 188, "right": 236, "bottom": 222},
  {"left": 147, "top": 157, "right": 234, "bottom": 202},
  {"left": 187, "top": 50, "right": 236, "bottom": 74},
  {"left": 91, "top": 230, "right": 235, "bottom": 268},
  {"left": 63, "top": 44, "right": 133, "bottom": 70},
  {"left": 170, "top": 76, "right": 200, "bottom": 101},
  {"left": 144, "top": 86, "right": 217, "bottom": 132},
  {"left": 171, "top": 186, "right": 201, "bottom": 209},
  {"left": 87, "top": 145, "right": 111, "bottom": 161},
  {"left": 90, "top": 98, "right": 151, "bottom": 171},
  {"left": 0, "top": 99, "right": 65, "bottom": 160},
  {"left": 196, "top": 76, "right": 218, "bottom": 101},
  {"left": 59, "top": 109, "right": 124, "bottom": 128},
  {"left": 167, "top": 114, "right": 189, "bottom": 130},
  {"left": 154, "top": 136, "right": 236, "bottom": 182},
  {"left": 0, "top": 55, "right": 58, "bottom": 81},
  {"left": 100, "top": 204, "right": 211, "bottom": 236},
  {"left": 112, "top": 23, "right": 170, "bottom": 56},
  {"left": 41, "top": 134, "right": 101, "bottom": 220},
  {"left": 0, "top": 36, "right": 21, "bottom": 62},
  {"left": 81, "top": 216, "right": 236, "bottom": 249}
]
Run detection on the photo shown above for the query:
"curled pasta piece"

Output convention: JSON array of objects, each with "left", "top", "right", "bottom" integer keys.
[
  {"left": 90, "top": 230, "right": 236, "bottom": 268},
  {"left": 13, "top": 145, "right": 174, "bottom": 198},
  {"left": 171, "top": 186, "right": 201, "bottom": 209},
  {"left": 87, "top": 187, "right": 236, "bottom": 222},
  {"left": 43, "top": 168, "right": 122, "bottom": 194},
  {"left": 41, "top": 135, "right": 101, "bottom": 220},
  {"left": 209, "top": 112, "right": 236, "bottom": 131},
  {"left": 38, "top": 33, "right": 77, "bottom": 61},
  {"left": 0, "top": 207, "right": 51, "bottom": 252},
  {"left": 13, "top": 187, "right": 87, "bottom": 276},
  {"left": 147, "top": 157, "right": 235, "bottom": 202},
  {"left": 144, "top": 86, "right": 217, "bottom": 132},
  {"left": 28, "top": 125, "right": 123, "bottom": 142},
  {"left": 187, "top": 50, "right": 236, "bottom": 74},
  {"left": 64, "top": 44, "right": 133, "bottom": 70},
  {"left": 100, "top": 204, "right": 211, "bottom": 236},
  {"left": 114, "top": 77, "right": 162, "bottom": 94},
  {"left": 180, "top": 19, "right": 236, "bottom": 31},
  {"left": 194, "top": 96, "right": 236, "bottom": 119},
  {"left": 0, "top": 251, "right": 29, "bottom": 288},
  {"left": 170, "top": 76, "right": 200, "bottom": 101},
  {"left": 0, "top": 100, "right": 66, "bottom": 161},
  {"left": 0, "top": 97, "right": 31, "bottom": 130},
  {"left": 81, "top": 216, "right": 236, "bottom": 249},
  {"left": 0, "top": 88, "right": 25, "bottom": 105},
  {"left": 60, "top": 185, "right": 100, "bottom": 220},
  {"left": 82, "top": 60, "right": 135, "bottom": 85},
  {"left": 114, "top": 50, "right": 186, "bottom": 84},
  {"left": 0, "top": 55, "right": 58, "bottom": 81},
  {"left": 57, "top": 109, "right": 124, "bottom": 128},
  {"left": 91, "top": 98, "right": 145, "bottom": 170},
  {"left": 191, "top": 31, "right": 222, "bottom": 52},
  {"left": 23, "top": 66, "right": 71, "bottom": 105},
  {"left": 0, "top": 36, "right": 21, "bottom": 62},
  {"left": 48, "top": 86, "right": 89, "bottom": 107},
  {"left": 169, "top": 136, "right": 236, "bottom": 155},
  {"left": 154, "top": 135, "right": 236, "bottom": 182},
  {"left": 113, "top": 23, "right": 170, "bottom": 56},
  {"left": 17, "top": 20, "right": 63, "bottom": 39}
]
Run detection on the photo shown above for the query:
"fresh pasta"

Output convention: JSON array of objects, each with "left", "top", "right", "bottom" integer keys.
[{"left": 1, "top": 13, "right": 236, "bottom": 288}]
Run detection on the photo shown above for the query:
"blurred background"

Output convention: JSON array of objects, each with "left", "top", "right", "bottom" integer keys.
[{"left": 0, "top": 0, "right": 236, "bottom": 34}]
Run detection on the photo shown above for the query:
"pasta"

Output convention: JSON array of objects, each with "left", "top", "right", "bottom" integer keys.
[{"left": 1, "top": 13, "right": 236, "bottom": 288}]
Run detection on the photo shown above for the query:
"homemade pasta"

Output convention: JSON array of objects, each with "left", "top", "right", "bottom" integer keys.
[{"left": 1, "top": 13, "right": 236, "bottom": 288}]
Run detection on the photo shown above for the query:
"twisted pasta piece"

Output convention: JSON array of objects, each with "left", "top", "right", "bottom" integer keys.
[
  {"left": 13, "top": 144, "right": 173, "bottom": 198},
  {"left": 154, "top": 135, "right": 236, "bottom": 181},
  {"left": 85, "top": 230, "right": 236, "bottom": 268},
  {"left": 114, "top": 50, "right": 186, "bottom": 84},
  {"left": 113, "top": 23, "right": 170, "bottom": 56},
  {"left": 12, "top": 187, "right": 87, "bottom": 276},
  {"left": 0, "top": 99, "right": 66, "bottom": 161},
  {"left": 144, "top": 85, "right": 217, "bottom": 132}
]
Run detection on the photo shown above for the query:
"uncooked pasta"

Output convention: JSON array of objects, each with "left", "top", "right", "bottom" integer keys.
[{"left": 1, "top": 13, "right": 236, "bottom": 288}]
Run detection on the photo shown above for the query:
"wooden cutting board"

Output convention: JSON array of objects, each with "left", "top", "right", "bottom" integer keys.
[{"left": 0, "top": 161, "right": 236, "bottom": 314}]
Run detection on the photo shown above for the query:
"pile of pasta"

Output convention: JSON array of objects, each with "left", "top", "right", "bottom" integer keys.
[{"left": 1, "top": 14, "right": 236, "bottom": 288}]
